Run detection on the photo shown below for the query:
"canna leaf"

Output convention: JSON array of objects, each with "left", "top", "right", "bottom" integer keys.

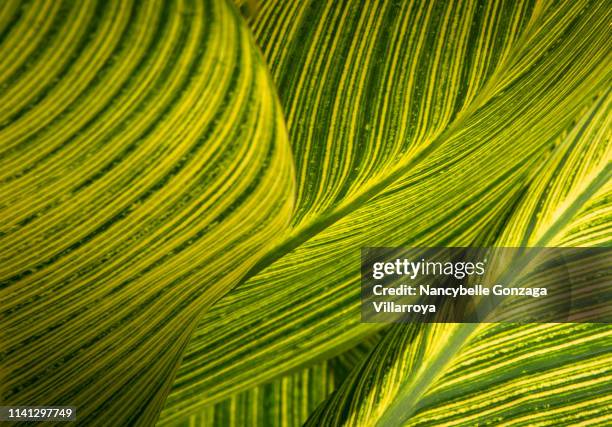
[
  {"left": 2, "top": 0, "right": 609, "bottom": 424},
  {"left": 161, "top": 0, "right": 611, "bottom": 422},
  {"left": 0, "top": 0, "right": 293, "bottom": 424},
  {"left": 177, "top": 361, "right": 335, "bottom": 427},
  {"left": 306, "top": 89, "right": 611, "bottom": 426},
  {"left": 169, "top": 330, "right": 383, "bottom": 427}
]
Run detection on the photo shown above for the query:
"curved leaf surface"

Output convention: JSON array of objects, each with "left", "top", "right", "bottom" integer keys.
[
  {"left": 307, "top": 89, "right": 611, "bottom": 426},
  {"left": 0, "top": 0, "right": 294, "bottom": 424},
  {"left": 162, "top": 0, "right": 611, "bottom": 422}
]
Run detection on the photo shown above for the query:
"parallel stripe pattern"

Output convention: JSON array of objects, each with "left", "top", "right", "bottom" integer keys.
[
  {"left": 306, "top": 89, "right": 611, "bottom": 426},
  {"left": 249, "top": 0, "right": 536, "bottom": 226},
  {"left": 403, "top": 324, "right": 611, "bottom": 426},
  {"left": 178, "top": 362, "right": 335, "bottom": 427},
  {"left": 0, "top": 0, "right": 294, "bottom": 425},
  {"left": 162, "top": 0, "right": 610, "bottom": 423},
  {"left": 171, "top": 332, "right": 382, "bottom": 427}
]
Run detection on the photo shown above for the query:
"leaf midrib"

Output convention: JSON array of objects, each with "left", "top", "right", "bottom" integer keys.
[
  {"left": 374, "top": 163, "right": 611, "bottom": 426},
  {"left": 235, "top": 0, "right": 570, "bottom": 289}
]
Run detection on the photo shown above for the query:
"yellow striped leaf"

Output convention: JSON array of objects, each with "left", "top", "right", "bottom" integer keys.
[
  {"left": 177, "top": 361, "right": 335, "bottom": 427},
  {"left": 169, "top": 331, "right": 382, "bottom": 427},
  {"left": 160, "top": 0, "right": 611, "bottom": 423},
  {"left": 306, "top": 89, "right": 611, "bottom": 426},
  {"left": 0, "top": 0, "right": 293, "bottom": 424}
]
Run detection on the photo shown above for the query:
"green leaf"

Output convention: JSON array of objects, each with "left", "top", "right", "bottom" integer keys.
[
  {"left": 167, "top": 330, "right": 383, "bottom": 426},
  {"left": 3, "top": 0, "right": 610, "bottom": 424},
  {"left": 306, "top": 89, "right": 611, "bottom": 426},
  {"left": 161, "top": 0, "right": 611, "bottom": 422},
  {"left": 173, "top": 361, "right": 335, "bottom": 427},
  {"left": 0, "top": 0, "right": 293, "bottom": 424}
]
